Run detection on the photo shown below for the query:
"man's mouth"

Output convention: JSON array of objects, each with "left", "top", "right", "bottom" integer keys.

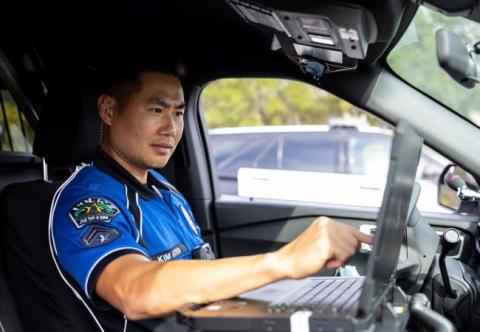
[{"left": 151, "top": 143, "right": 174, "bottom": 155}]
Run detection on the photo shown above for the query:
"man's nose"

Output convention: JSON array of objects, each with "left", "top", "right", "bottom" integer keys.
[{"left": 159, "top": 111, "right": 177, "bottom": 136}]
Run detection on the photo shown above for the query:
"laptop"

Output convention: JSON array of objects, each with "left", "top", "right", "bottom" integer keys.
[{"left": 177, "top": 120, "right": 423, "bottom": 332}]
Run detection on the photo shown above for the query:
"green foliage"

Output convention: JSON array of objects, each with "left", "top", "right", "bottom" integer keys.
[
  {"left": 202, "top": 78, "right": 378, "bottom": 129},
  {"left": 388, "top": 6, "right": 480, "bottom": 125},
  {"left": 0, "top": 90, "right": 33, "bottom": 152}
]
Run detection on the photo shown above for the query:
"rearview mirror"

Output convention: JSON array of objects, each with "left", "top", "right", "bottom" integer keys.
[
  {"left": 438, "top": 164, "right": 480, "bottom": 212},
  {"left": 436, "top": 29, "right": 478, "bottom": 88}
]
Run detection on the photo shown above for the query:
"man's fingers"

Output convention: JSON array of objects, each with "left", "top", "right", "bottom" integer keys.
[
  {"left": 356, "top": 241, "right": 362, "bottom": 252},
  {"left": 325, "top": 259, "right": 343, "bottom": 269},
  {"left": 354, "top": 229, "right": 374, "bottom": 244},
  {"left": 338, "top": 222, "right": 373, "bottom": 246}
]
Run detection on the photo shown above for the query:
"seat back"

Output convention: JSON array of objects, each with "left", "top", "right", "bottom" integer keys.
[
  {"left": 0, "top": 252, "right": 24, "bottom": 332},
  {"left": 0, "top": 152, "right": 44, "bottom": 332},
  {"left": 0, "top": 72, "right": 102, "bottom": 331},
  {"left": 0, "top": 180, "right": 99, "bottom": 331}
]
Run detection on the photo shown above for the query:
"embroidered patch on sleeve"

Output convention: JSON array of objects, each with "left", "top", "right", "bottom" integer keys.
[
  {"left": 81, "top": 225, "right": 122, "bottom": 248},
  {"left": 69, "top": 197, "right": 120, "bottom": 228}
]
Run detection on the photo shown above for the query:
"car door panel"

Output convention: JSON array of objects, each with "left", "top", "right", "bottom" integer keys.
[
  {"left": 215, "top": 195, "right": 378, "bottom": 229},
  {"left": 218, "top": 214, "right": 372, "bottom": 276},
  {"left": 213, "top": 195, "right": 479, "bottom": 270}
]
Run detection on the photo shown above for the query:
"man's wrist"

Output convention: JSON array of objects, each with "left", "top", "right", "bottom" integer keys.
[{"left": 263, "top": 251, "right": 285, "bottom": 281}]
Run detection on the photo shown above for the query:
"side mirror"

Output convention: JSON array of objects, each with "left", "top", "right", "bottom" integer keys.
[
  {"left": 438, "top": 164, "right": 480, "bottom": 211},
  {"left": 436, "top": 29, "right": 478, "bottom": 89}
]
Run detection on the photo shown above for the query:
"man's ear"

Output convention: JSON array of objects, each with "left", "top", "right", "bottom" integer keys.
[{"left": 98, "top": 95, "right": 115, "bottom": 126}]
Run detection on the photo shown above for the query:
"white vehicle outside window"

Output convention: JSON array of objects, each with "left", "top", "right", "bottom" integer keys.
[
  {"left": 202, "top": 78, "right": 452, "bottom": 214},
  {"left": 210, "top": 125, "right": 450, "bottom": 212}
]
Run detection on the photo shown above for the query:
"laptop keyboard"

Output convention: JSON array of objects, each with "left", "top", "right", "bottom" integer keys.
[{"left": 269, "top": 278, "right": 364, "bottom": 314}]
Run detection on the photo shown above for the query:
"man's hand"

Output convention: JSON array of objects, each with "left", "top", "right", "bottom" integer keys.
[{"left": 274, "top": 217, "right": 373, "bottom": 279}]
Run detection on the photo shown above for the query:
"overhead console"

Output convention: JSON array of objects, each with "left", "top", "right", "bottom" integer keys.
[{"left": 227, "top": 0, "right": 378, "bottom": 74}]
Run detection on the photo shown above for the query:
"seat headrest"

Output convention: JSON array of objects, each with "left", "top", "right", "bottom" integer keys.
[{"left": 33, "top": 75, "right": 101, "bottom": 166}]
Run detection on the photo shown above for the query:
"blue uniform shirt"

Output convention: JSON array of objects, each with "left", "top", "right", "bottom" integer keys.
[{"left": 50, "top": 148, "right": 204, "bottom": 331}]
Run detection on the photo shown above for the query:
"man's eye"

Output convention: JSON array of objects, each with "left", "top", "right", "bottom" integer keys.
[
  {"left": 150, "top": 108, "right": 162, "bottom": 114},
  {"left": 176, "top": 111, "right": 184, "bottom": 117}
]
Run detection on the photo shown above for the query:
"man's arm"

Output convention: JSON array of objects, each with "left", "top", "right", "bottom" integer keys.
[{"left": 96, "top": 217, "right": 372, "bottom": 320}]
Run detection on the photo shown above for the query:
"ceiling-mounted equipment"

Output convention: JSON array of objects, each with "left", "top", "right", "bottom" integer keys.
[{"left": 227, "top": 0, "right": 377, "bottom": 67}]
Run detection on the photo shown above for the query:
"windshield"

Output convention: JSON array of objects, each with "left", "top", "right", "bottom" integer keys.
[{"left": 388, "top": 6, "right": 480, "bottom": 126}]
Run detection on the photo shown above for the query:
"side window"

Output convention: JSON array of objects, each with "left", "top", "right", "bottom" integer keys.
[
  {"left": 282, "top": 135, "right": 340, "bottom": 173},
  {"left": 348, "top": 136, "right": 392, "bottom": 176},
  {"left": 201, "top": 78, "right": 452, "bottom": 214},
  {"left": 255, "top": 141, "right": 277, "bottom": 169},
  {"left": 0, "top": 89, "right": 34, "bottom": 153},
  {"left": 212, "top": 134, "right": 276, "bottom": 176}
]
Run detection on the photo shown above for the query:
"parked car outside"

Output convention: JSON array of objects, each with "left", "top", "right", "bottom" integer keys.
[{"left": 209, "top": 124, "right": 450, "bottom": 212}]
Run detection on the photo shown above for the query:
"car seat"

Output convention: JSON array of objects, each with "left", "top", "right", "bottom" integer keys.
[{"left": 0, "top": 74, "right": 102, "bottom": 331}]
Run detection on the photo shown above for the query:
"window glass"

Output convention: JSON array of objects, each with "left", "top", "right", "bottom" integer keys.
[
  {"left": 0, "top": 104, "right": 8, "bottom": 151},
  {"left": 282, "top": 136, "right": 339, "bottom": 173},
  {"left": 209, "top": 134, "right": 248, "bottom": 166},
  {"left": 256, "top": 141, "right": 278, "bottom": 169},
  {"left": 0, "top": 90, "right": 34, "bottom": 153},
  {"left": 213, "top": 135, "right": 275, "bottom": 176},
  {"left": 202, "top": 78, "right": 452, "bottom": 213},
  {"left": 349, "top": 136, "right": 392, "bottom": 176},
  {"left": 388, "top": 6, "right": 480, "bottom": 126}
]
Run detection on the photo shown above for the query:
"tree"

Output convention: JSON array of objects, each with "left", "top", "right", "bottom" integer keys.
[{"left": 202, "top": 78, "right": 380, "bottom": 129}]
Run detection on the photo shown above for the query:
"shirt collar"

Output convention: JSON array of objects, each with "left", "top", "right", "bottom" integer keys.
[{"left": 93, "top": 146, "right": 170, "bottom": 200}]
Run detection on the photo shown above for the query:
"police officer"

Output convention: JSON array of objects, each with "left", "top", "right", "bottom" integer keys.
[{"left": 50, "top": 62, "right": 373, "bottom": 331}]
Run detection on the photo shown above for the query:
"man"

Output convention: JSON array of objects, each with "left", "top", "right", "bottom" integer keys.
[{"left": 51, "top": 62, "right": 372, "bottom": 331}]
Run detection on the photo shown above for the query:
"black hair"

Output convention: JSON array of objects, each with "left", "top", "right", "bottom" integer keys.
[{"left": 98, "top": 58, "right": 186, "bottom": 109}]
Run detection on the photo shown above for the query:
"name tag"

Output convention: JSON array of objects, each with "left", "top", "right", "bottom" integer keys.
[{"left": 153, "top": 243, "right": 187, "bottom": 262}]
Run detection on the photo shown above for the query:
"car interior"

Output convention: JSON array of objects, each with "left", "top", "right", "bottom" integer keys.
[{"left": 1, "top": 0, "right": 480, "bottom": 331}]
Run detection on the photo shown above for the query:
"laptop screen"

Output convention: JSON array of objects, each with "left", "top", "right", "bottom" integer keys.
[{"left": 357, "top": 120, "right": 423, "bottom": 316}]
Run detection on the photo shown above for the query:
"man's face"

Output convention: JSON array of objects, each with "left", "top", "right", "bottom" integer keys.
[{"left": 108, "top": 72, "right": 185, "bottom": 172}]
